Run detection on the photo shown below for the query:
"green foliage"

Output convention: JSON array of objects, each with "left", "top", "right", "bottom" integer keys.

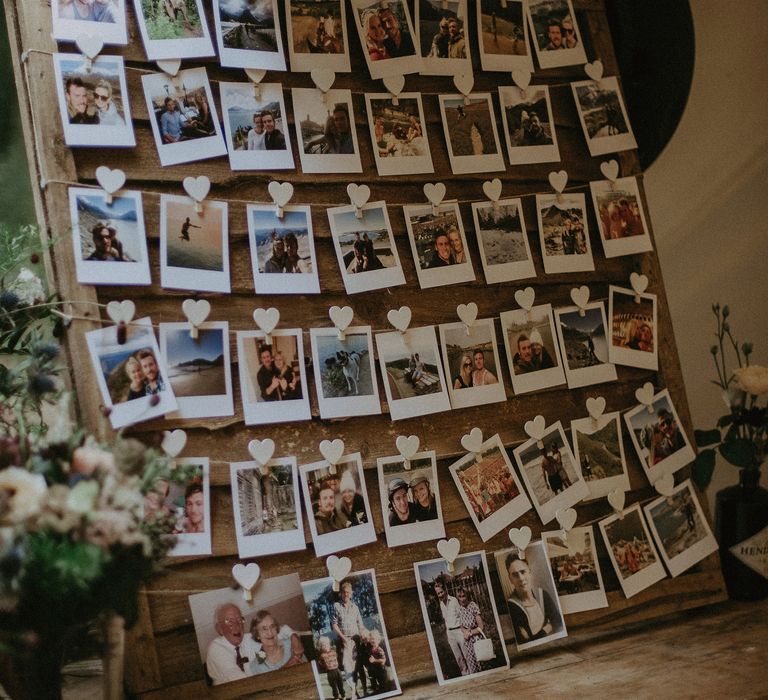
[
  {"left": 719, "top": 439, "right": 757, "bottom": 468},
  {"left": 692, "top": 449, "right": 717, "bottom": 491},
  {"left": 694, "top": 429, "right": 722, "bottom": 447}
]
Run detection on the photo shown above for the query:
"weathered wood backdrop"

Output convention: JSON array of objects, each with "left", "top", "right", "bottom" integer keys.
[{"left": 5, "top": 0, "right": 726, "bottom": 697}]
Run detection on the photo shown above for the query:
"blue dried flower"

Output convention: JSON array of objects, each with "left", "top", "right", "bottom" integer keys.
[
  {"left": 33, "top": 342, "right": 60, "bottom": 360},
  {"left": 27, "top": 373, "right": 56, "bottom": 395},
  {"left": 0, "top": 291, "right": 19, "bottom": 310}
]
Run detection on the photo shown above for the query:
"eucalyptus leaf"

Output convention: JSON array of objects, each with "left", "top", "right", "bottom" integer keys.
[
  {"left": 695, "top": 429, "right": 721, "bottom": 447},
  {"left": 719, "top": 439, "right": 757, "bottom": 468},
  {"left": 692, "top": 449, "right": 717, "bottom": 491},
  {"left": 717, "top": 414, "right": 734, "bottom": 428}
]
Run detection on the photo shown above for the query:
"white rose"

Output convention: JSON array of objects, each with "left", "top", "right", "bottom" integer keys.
[
  {"left": 9, "top": 267, "right": 45, "bottom": 306},
  {"left": 0, "top": 467, "right": 47, "bottom": 524},
  {"left": 734, "top": 365, "right": 768, "bottom": 396}
]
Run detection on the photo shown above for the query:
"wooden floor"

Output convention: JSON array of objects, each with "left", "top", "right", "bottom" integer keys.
[{"left": 43, "top": 600, "right": 768, "bottom": 699}]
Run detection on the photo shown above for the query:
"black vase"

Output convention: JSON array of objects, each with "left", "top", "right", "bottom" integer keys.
[{"left": 714, "top": 468, "right": 768, "bottom": 600}]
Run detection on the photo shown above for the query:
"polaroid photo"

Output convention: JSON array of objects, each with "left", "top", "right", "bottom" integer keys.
[
  {"left": 403, "top": 201, "right": 475, "bottom": 289},
  {"left": 53, "top": 54, "right": 135, "bottom": 148},
  {"left": 541, "top": 526, "right": 609, "bottom": 614},
  {"left": 141, "top": 67, "right": 227, "bottom": 167},
  {"left": 326, "top": 202, "right": 406, "bottom": 294},
  {"left": 229, "top": 457, "right": 305, "bottom": 558},
  {"left": 513, "top": 422, "right": 589, "bottom": 525},
  {"left": 292, "top": 87, "right": 363, "bottom": 174},
  {"left": 159, "top": 194, "right": 230, "bottom": 294},
  {"left": 85, "top": 317, "right": 177, "bottom": 429},
  {"left": 247, "top": 204, "right": 319, "bottom": 294},
  {"left": 377, "top": 451, "right": 445, "bottom": 548},
  {"left": 236, "top": 329, "right": 312, "bottom": 425},
  {"left": 188, "top": 573, "right": 311, "bottom": 687},
  {"left": 52, "top": 0, "right": 127, "bottom": 44},
  {"left": 554, "top": 302, "right": 618, "bottom": 389},
  {"left": 416, "top": 0, "right": 471, "bottom": 76},
  {"left": 285, "top": 0, "right": 351, "bottom": 73},
  {"left": 302, "top": 569, "right": 401, "bottom": 700},
  {"left": 476, "top": 0, "right": 533, "bottom": 73},
  {"left": 498, "top": 85, "right": 560, "bottom": 165},
  {"left": 351, "top": 0, "right": 422, "bottom": 79},
  {"left": 438, "top": 319, "right": 506, "bottom": 410},
  {"left": 449, "top": 433, "right": 532, "bottom": 541},
  {"left": 494, "top": 541, "right": 568, "bottom": 650},
  {"left": 608, "top": 286, "right": 658, "bottom": 371},
  {"left": 212, "top": 0, "right": 286, "bottom": 70},
  {"left": 499, "top": 304, "right": 566, "bottom": 395},
  {"left": 589, "top": 176, "right": 653, "bottom": 258},
  {"left": 571, "top": 76, "right": 637, "bottom": 156},
  {"left": 438, "top": 94, "right": 505, "bottom": 175},
  {"left": 220, "top": 82, "right": 294, "bottom": 171},
  {"left": 132, "top": 0, "right": 214, "bottom": 60},
  {"left": 570, "top": 411, "right": 629, "bottom": 502},
  {"left": 644, "top": 479, "right": 718, "bottom": 578},
  {"left": 375, "top": 326, "right": 451, "bottom": 421},
  {"left": 159, "top": 321, "right": 234, "bottom": 419},
  {"left": 309, "top": 326, "right": 382, "bottom": 419},
  {"left": 471, "top": 198, "right": 535, "bottom": 284},
  {"left": 535, "top": 192, "right": 595, "bottom": 274},
  {"left": 624, "top": 388, "right": 695, "bottom": 485},
  {"left": 69, "top": 187, "right": 150, "bottom": 286},
  {"left": 365, "top": 93, "right": 434, "bottom": 176},
  {"left": 526, "top": 0, "right": 586, "bottom": 69},
  {"left": 300, "top": 454, "right": 377, "bottom": 557},
  {"left": 166, "top": 459, "right": 212, "bottom": 557},
  {"left": 599, "top": 503, "right": 666, "bottom": 598},
  {"left": 414, "top": 551, "right": 509, "bottom": 685}
]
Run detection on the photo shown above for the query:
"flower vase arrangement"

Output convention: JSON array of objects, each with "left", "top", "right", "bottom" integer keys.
[{"left": 692, "top": 304, "right": 768, "bottom": 600}]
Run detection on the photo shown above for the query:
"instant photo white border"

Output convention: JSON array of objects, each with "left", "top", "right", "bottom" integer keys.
[
  {"left": 220, "top": 82, "right": 295, "bottom": 171},
  {"left": 416, "top": 0, "right": 471, "bottom": 76},
  {"left": 571, "top": 76, "right": 637, "bottom": 156},
  {"left": 535, "top": 192, "right": 595, "bottom": 274},
  {"left": 449, "top": 433, "right": 533, "bottom": 541},
  {"left": 159, "top": 195, "right": 231, "bottom": 294},
  {"left": 375, "top": 326, "right": 451, "bottom": 421},
  {"left": 236, "top": 328, "right": 312, "bottom": 426},
  {"left": 554, "top": 302, "right": 618, "bottom": 389},
  {"left": 623, "top": 388, "right": 695, "bottom": 484},
  {"left": 526, "top": 0, "right": 586, "bottom": 69},
  {"left": 598, "top": 503, "right": 666, "bottom": 598},
  {"left": 141, "top": 67, "right": 227, "bottom": 167},
  {"left": 85, "top": 317, "right": 177, "bottom": 429},
  {"left": 500, "top": 304, "right": 566, "bottom": 395},
  {"left": 285, "top": 0, "right": 351, "bottom": 73},
  {"left": 438, "top": 93, "right": 505, "bottom": 175},
  {"left": 644, "top": 479, "right": 718, "bottom": 578},
  {"left": 589, "top": 176, "right": 653, "bottom": 258},
  {"left": 300, "top": 454, "right": 378, "bottom": 557},
  {"left": 476, "top": 0, "right": 534, "bottom": 73},
  {"left": 414, "top": 550, "right": 510, "bottom": 686},
  {"left": 229, "top": 457, "right": 306, "bottom": 558},
  {"left": 212, "top": 0, "right": 286, "bottom": 70},
  {"left": 53, "top": 53, "right": 135, "bottom": 148},
  {"left": 132, "top": 0, "right": 215, "bottom": 60},
  {"left": 608, "top": 285, "right": 659, "bottom": 371},
  {"left": 309, "top": 326, "right": 382, "bottom": 419},
  {"left": 403, "top": 201, "right": 476, "bottom": 289},
  {"left": 541, "top": 526, "right": 609, "bottom": 614},
  {"left": 308, "top": 568, "right": 401, "bottom": 700},
  {"left": 570, "top": 412, "right": 630, "bottom": 501},
  {"left": 513, "top": 422, "right": 589, "bottom": 525},
  {"left": 169, "top": 457, "right": 212, "bottom": 557},
  {"left": 68, "top": 187, "right": 150, "bottom": 286},
  {"left": 291, "top": 87, "right": 363, "bottom": 174},
  {"left": 498, "top": 85, "right": 560, "bottom": 165},
  {"left": 365, "top": 92, "right": 434, "bottom": 176},
  {"left": 52, "top": 0, "right": 128, "bottom": 44},
  {"left": 439, "top": 318, "right": 507, "bottom": 409},
  {"left": 350, "top": 0, "right": 423, "bottom": 79},
  {"left": 247, "top": 203, "right": 320, "bottom": 294},
  {"left": 472, "top": 198, "right": 536, "bottom": 284},
  {"left": 376, "top": 451, "right": 445, "bottom": 548},
  {"left": 326, "top": 201, "right": 407, "bottom": 294},
  {"left": 159, "top": 321, "right": 234, "bottom": 419}
]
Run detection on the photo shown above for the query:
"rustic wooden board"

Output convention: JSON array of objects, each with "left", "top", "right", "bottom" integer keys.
[{"left": 5, "top": 0, "right": 726, "bottom": 697}]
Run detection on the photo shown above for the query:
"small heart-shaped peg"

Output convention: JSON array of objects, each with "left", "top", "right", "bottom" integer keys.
[
  {"left": 600, "top": 159, "right": 620, "bottom": 181},
  {"left": 95, "top": 166, "right": 126, "bottom": 195},
  {"left": 75, "top": 34, "right": 104, "bottom": 59},
  {"left": 511, "top": 68, "right": 531, "bottom": 91},
  {"left": 387, "top": 306, "right": 412, "bottom": 333},
  {"left": 244, "top": 68, "right": 267, "bottom": 84},
  {"left": 326, "top": 554, "right": 353, "bottom": 581},
  {"left": 395, "top": 435, "right": 420, "bottom": 460},
  {"left": 514, "top": 287, "right": 535, "bottom": 311},
  {"left": 161, "top": 429, "right": 187, "bottom": 458},
  {"left": 584, "top": 60, "right": 604, "bottom": 82},
  {"left": 182, "top": 299, "right": 211, "bottom": 328},
  {"left": 183, "top": 175, "right": 211, "bottom": 203},
  {"left": 232, "top": 562, "right": 261, "bottom": 591},
  {"left": 423, "top": 182, "right": 447, "bottom": 206},
  {"left": 252, "top": 307, "right": 280, "bottom": 334},
  {"left": 460, "top": 427, "right": 484, "bottom": 454},
  {"left": 482, "top": 178, "right": 502, "bottom": 202},
  {"left": 248, "top": 438, "right": 275, "bottom": 466},
  {"left": 607, "top": 488, "right": 626, "bottom": 513},
  {"left": 382, "top": 74, "right": 405, "bottom": 96},
  {"left": 436, "top": 537, "right": 461, "bottom": 562},
  {"left": 156, "top": 59, "right": 181, "bottom": 76},
  {"left": 629, "top": 272, "right": 649, "bottom": 296},
  {"left": 453, "top": 72, "right": 474, "bottom": 95},
  {"left": 635, "top": 381, "right": 656, "bottom": 406},
  {"left": 268, "top": 181, "right": 294, "bottom": 208},
  {"left": 329, "top": 305, "right": 353, "bottom": 331},
  {"left": 319, "top": 438, "right": 345, "bottom": 465},
  {"left": 556, "top": 507, "right": 578, "bottom": 532},
  {"left": 508, "top": 525, "right": 532, "bottom": 551},
  {"left": 654, "top": 472, "right": 675, "bottom": 497},
  {"left": 106, "top": 300, "right": 135, "bottom": 325},
  {"left": 586, "top": 396, "right": 606, "bottom": 420},
  {"left": 548, "top": 170, "right": 568, "bottom": 193},
  {"left": 456, "top": 302, "right": 478, "bottom": 328},
  {"left": 524, "top": 415, "right": 546, "bottom": 441},
  {"left": 570, "top": 285, "right": 590, "bottom": 309},
  {"left": 346, "top": 183, "right": 371, "bottom": 209},
  {"left": 310, "top": 68, "right": 335, "bottom": 93}
]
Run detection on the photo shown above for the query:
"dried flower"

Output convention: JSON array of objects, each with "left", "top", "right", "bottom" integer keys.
[
  {"left": 27, "top": 373, "right": 56, "bottom": 396},
  {"left": 71, "top": 443, "right": 115, "bottom": 477},
  {"left": 33, "top": 342, "right": 60, "bottom": 361},
  {"left": 710, "top": 345, "right": 718, "bottom": 355},
  {"left": 9, "top": 268, "right": 45, "bottom": 306},
  {"left": 66, "top": 480, "right": 99, "bottom": 515},
  {"left": 743, "top": 342, "right": 753, "bottom": 356},
  {"left": 37, "top": 484, "right": 81, "bottom": 533},
  {"left": 112, "top": 439, "right": 148, "bottom": 476},
  {"left": 0, "top": 291, "right": 19, "bottom": 310},
  {"left": 734, "top": 365, "right": 768, "bottom": 396},
  {"left": 0, "top": 468, "right": 47, "bottom": 525}
]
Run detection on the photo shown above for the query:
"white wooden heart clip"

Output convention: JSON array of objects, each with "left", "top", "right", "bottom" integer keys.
[
  {"left": 253, "top": 307, "right": 280, "bottom": 345},
  {"left": 327, "top": 555, "right": 352, "bottom": 592},
  {"left": 268, "top": 181, "right": 293, "bottom": 219},
  {"left": 329, "top": 305, "right": 353, "bottom": 340},
  {"left": 319, "top": 438, "right": 345, "bottom": 475},
  {"left": 248, "top": 438, "right": 276, "bottom": 476},
  {"left": 181, "top": 298, "right": 210, "bottom": 340},
  {"left": 232, "top": 562, "right": 261, "bottom": 602},
  {"left": 347, "top": 183, "right": 371, "bottom": 220},
  {"left": 95, "top": 166, "right": 125, "bottom": 205},
  {"left": 161, "top": 429, "right": 187, "bottom": 459},
  {"left": 437, "top": 537, "right": 461, "bottom": 573},
  {"left": 395, "top": 434, "right": 419, "bottom": 470}
]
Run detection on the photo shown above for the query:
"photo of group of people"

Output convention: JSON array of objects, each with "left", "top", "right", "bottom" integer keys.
[
  {"left": 526, "top": 0, "right": 586, "bottom": 69},
  {"left": 366, "top": 95, "right": 433, "bottom": 176},
  {"left": 213, "top": 0, "right": 286, "bottom": 70},
  {"left": 555, "top": 302, "right": 618, "bottom": 388},
  {"left": 416, "top": 0, "right": 470, "bottom": 74},
  {"left": 352, "top": 0, "right": 419, "bottom": 79},
  {"left": 571, "top": 76, "right": 637, "bottom": 156},
  {"left": 476, "top": 0, "right": 532, "bottom": 72},
  {"left": 499, "top": 85, "right": 560, "bottom": 164},
  {"left": 609, "top": 286, "right": 659, "bottom": 370},
  {"left": 438, "top": 94, "right": 505, "bottom": 174},
  {"left": 570, "top": 412, "right": 630, "bottom": 501},
  {"left": 590, "top": 176, "right": 653, "bottom": 257},
  {"left": 536, "top": 193, "right": 595, "bottom": 274},
  {"left": 286, "top": 0, "right": 349, "bottom": 72}
]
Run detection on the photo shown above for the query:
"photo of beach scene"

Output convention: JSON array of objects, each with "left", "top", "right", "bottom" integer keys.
[
  {"left": 164, "top": 198, "right": 224, "bottom": 272},
  {"left": 163, "top": 326, "right": 227, "bottom": 399}
]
